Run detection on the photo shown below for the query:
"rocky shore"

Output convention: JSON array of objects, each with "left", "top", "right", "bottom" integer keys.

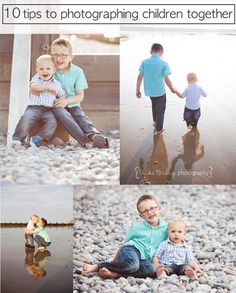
[
  {"left": 0, "top": 131, "right": 119, "bottom": 185},
  {"left": 73, "top": 185, "right": 236, "bottom": 293}
]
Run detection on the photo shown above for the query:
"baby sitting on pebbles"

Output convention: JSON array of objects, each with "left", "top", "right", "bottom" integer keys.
[{"left": 153, "top": 219, "right": 204, "bottom": 278}]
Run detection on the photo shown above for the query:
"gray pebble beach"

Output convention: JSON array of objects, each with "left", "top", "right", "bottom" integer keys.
[
  {"left": 0, "top": 131, "right": 119, "bottom": 185},
  {"left": 74, "top": 185, "right": 236, "bottom": 293}
]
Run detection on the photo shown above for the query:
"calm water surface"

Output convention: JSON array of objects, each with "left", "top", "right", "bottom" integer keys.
[
  {"left": 1, "top": 227, "right": 72, "bottom": 293},
  {"left": 120, "top": 32, "right": 236, "bottom": 184}
]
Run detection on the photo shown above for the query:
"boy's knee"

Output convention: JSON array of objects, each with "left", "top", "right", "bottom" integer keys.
[{"left": 125, "top": 259, "right": 140, "bottom": 273}]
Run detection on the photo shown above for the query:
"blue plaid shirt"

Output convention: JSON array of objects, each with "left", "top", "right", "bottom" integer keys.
[
  {"left": 154, "top": 238, "right": 194, "bottom": 266},
  {"left": 182, "top": 84, "right": 207, "bottom": 110}
]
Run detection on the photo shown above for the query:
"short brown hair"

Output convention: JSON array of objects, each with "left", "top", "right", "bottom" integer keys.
[
  {"left": 41, "top": 218, "right": 47, "bottom": 227},
  {"left": 137, "top": 195, "right": 159, "bottom": 212},
  {"left": 51, "top": 37, "right": 73, "bottom": 53},
  {"left": 151, "top": 43, "right": 164, "bottom": 53}
]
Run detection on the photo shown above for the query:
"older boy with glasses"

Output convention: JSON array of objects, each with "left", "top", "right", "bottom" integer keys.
[{"left": 81, "top": 194, "right": 167, "bottom": 278}]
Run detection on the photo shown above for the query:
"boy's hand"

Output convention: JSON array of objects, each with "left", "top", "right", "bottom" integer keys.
[
  {"left": 54, "top": 97, "right": 68, "bottom": 108},
  {"left": 136, "top": 91, "right": 142, "bottom": 98}
]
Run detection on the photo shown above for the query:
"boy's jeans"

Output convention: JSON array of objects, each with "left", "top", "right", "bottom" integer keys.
[
  {"left": 12, "top": 105, "right": 57, "bottom": 142},
  {"left": 97, "top": 245, "right": 156, "bottom": 278},
  {"left": 25, "top": 234, "right": 34, "bottom": 247},
  {"left": 150, "top": 94, "right": 166, "bottom": 132},
  {"left": 34, "top": 235, "right": 51, "bottom": 248},
  {"left": 183, "top": 107, "right": 201, "bottom": 127},
  {"left": 53, "top": 106, "right": 99, "bottom": 146}
]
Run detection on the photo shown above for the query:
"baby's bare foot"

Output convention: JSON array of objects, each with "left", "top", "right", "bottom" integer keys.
[
  {"left": 156, "top": 265, "right": 166, "bottom": 277},
  {"left": 82, "top": 264, "right": 98, "bottom": 275},
  {"left": 185, "top": 268, "right": 195, "bottom": 278}
]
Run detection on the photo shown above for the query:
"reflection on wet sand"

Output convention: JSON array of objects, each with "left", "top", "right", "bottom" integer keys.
[
  {"left": 122, "top": 127, "right": 207, "bottom": 184},
  {"left": 167, "top": 128, "right": 205, "bottom": 183},
  {"left": 24, "top": 247, "right": 51, "bottom": 281},
  {"left": 138, "top": 133, "right": 169, "bottom": 184}
]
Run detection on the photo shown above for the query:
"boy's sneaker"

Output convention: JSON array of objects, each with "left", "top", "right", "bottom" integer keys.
[
  {"left": 154, "top": 128, "right": 165, "bottom": 135},
  {"left": 12, "top": 140, "right": 22, "bottom": 147},
  {"left": 30, "top": 135, "right": 41, "bottom": 148}
]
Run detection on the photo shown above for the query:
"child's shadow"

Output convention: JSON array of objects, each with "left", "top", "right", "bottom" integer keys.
[
  {"left": 167, "top": 127, "right": 204, "bottom": 183},
  {"left": 139, "top": 133, "right": 169, "bottom": 184}
]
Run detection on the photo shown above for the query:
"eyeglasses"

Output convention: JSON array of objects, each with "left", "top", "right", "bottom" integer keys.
[
  {"left": 139, "top": 206, "right": 159, "bottom": 216},
  {"left": 51, "top": 54, "right": 70, "bottom": 60}
]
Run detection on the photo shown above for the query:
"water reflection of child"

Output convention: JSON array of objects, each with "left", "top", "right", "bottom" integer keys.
[
  {"left": 24, "top": 247, "right": 51, "bottom": 280},
  {"left": 175, "top": 73, "right": 207, "bottom": 129},
  {"left": 24, "top": 215, "right": 39, "bottom": 248}
]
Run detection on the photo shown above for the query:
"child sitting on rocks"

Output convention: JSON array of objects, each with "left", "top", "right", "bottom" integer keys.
[
  {"left": 82, "top": 194, "right": 168, "bottom": 278},
  {"left": 153, "top": 219, "right": 204, "bottom": 278}
]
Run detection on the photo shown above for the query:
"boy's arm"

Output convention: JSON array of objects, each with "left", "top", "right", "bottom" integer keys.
[
  {"left": 164, "top": 76, "right": 175, "bottom": 93},
  {"left": 136, "top": 73, "right": 143, "bottom": 98},
  {"left": 54, "top": 90, "right": 84, "bottom": 108},
  {"left": 174, "top": 89, "right": 184, "bottom": 98}
]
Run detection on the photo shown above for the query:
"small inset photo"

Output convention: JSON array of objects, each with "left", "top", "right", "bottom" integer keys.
[
  {"left": 73, "top": 185, "right": 236, "bottom": 293},
  {"left": 1, "top": 184, "right": 73, "bottom": 293},
  {"left": 0, "top": 33, "right": 119, "bottom": 185}
]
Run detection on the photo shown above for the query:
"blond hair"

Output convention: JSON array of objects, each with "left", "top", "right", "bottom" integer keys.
[
  {"left": 187, "top": 72, "right": 197, "bottom": 83},
  {"left": 36, "top": 55, "right": 55, "bottom": 67},
  {"left": 168, "top": 219, "right": 187, "bottom": 231},
  {"left": 51, "top": 37, "right": 73, "bottom": 53}
]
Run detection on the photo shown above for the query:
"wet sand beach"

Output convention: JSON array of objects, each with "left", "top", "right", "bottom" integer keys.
[
  {"left": 1, "top": 227, "right": 72, "bottom": 293},
  {"left": 120, "top": 32, "right": 236, "bottom": 184}
]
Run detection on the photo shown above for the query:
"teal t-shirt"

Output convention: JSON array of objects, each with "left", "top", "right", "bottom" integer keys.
[
  {"left": 124, "top": 219, "right": 168, "bottom": 262},
  {"left": 139, "top": 55, "right": 171, "bottom": 97},
  {"left": 34, "top": 227, "right": 51, "bottom": 243},
  {"left": 54, "top": 63, "right": 88, "bottom": 108}
]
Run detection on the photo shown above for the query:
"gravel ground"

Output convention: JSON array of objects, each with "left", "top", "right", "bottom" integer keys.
[
  {"left": 74, "top": 185, "right": 236, "bottom": 293},
  {"left": 0, "top": 131, "right": 119, "bottom": 185}
]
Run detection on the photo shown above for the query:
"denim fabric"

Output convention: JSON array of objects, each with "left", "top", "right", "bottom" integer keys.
[
  {"left": 183, "top": 107, "right": 201, "bottom": 127},
  {"left": 97, "top": 245, "right": 156, "bottom": 278},
  {"left": 25, "top": 234, "right": 34, "bottom": 247},
  {"left": 34, "top": 235, "right": 51, "bottom": 248},
  {"left": 150, "top": 94, "right": 166, "bottom": 132},
  {"left": 12, "top": 105, "right": 57, "bottom": 142},
  {"left": 164, "top": 263, "right": 190, "bottom": 275},
  {"left": 53, "top": 106, "right": 99, "bottom": 146}
]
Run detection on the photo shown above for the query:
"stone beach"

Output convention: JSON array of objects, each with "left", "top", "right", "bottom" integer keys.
[
  {"left": 74, "top": 185, "right": 236, "bottom": 293},
  {"left": 0, "top": 131, "right": 119, "bottom": 185}
]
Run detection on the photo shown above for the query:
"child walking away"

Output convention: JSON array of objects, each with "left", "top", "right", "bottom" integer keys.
[
  {"left": 12, "top": 55, "right": 65, "bottom": 147},
  {"left": 24, "top": 215, "right": 39, "bottom": 248},
  {"left": 50, "top": 38, "right": 109, "bottom": 148},
  {"left": 82, "top": 195, "right": 167, "bottom": 279},
  {"left": 136, "top": 43, "right": 175, "bottom": 135},
  {"left": 33, "top": 218, "right": 51, "bottom": 252},
  {"left": 153, "top": 219, "right": 204, "bottom": 278},
  {"left": 175, "top": 73, "right": 207, "bottom": 129}
]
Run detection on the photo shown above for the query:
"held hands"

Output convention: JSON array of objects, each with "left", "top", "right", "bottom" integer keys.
[
  {"left": 47, "top": 86, "right": 58, "bottom": 96},
  {"left": 136, "top": 91, "right": 142, "bottom": 98}
]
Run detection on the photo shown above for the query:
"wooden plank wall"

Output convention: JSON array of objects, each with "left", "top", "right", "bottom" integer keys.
[{"left": 0, "top": 35, "right": 13, "bottom": 138}]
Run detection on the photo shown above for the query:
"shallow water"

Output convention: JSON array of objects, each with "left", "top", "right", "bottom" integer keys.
[
  {"left": 1, "top": 227, "right": 72, "bottom": 293},
  {"left": 120, "top": 32, "right": 236, "bottom": 184}
]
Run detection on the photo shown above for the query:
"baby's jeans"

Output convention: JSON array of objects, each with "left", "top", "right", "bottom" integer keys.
[
  {"left": 12, "top": 105, "right": 57, "bottom": 142},
  {"left": 34, "top": 235, "right": 51, "bottom": 248},
  {"left": 183, "top": 107, "right": 201, "bottom": 127},
  {"left": 163, "top": 263, "right": 191, "bottom": 275},
  {"left": 150, "top": 94, "right": 166, "bottom": 132},
  {"left": 53, "top": 106, "right": 99, "bottom": 146},
  {"left": 97, "top": 245, "right": 156, "bottom": 278}
]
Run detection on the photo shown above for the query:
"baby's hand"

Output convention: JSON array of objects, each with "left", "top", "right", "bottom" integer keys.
[{"left": 47, "top": 87, "right": 58, "bottom": 96}]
